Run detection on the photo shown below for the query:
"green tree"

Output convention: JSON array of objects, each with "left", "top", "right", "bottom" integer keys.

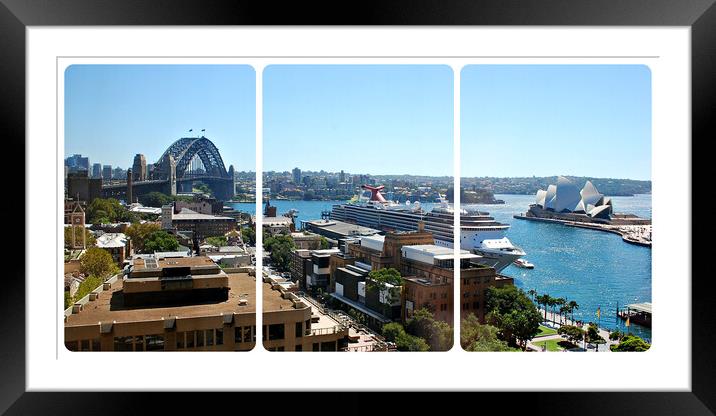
[
  {"left": 125, "top": 222, "right": 161, "bottom": 253},
  {"left": 586, "top": 323, "right": 606, "bottom": 351},
  {"left": 382, "top": 322, "right": 405, "bottom": 343},
  {"left": 319, "top": 236, "right": 329, "bottom": 249},
  {"left": 193, "top": 181, "right": 212, "bottom": 195},
  {"left": 138, "top": 192, "right": 174, "bottom": 208},
  {"left": 486, "top": 285, "right": 542, "bottom": 350},
  {"left": 86, "top": 198, "right": 125, "bottom": 223},
  {"left": 367, "top": 268, "right": 402, "bottom": 318},
  {"left": 461, "top": 313, "right": 517, "bottom": 352},
  {"left": 205, "top": 236, "right": 228, "bottom": 247},
  {"left": 80, "top": 247, "right": 119, "bottom": 278},
  {"left": 264, "top": 234, "right": 295, "bottom": 271},
  {"left": 536, "top": 294, "right": 550, "bottom": 322},
  {"left": 143, "top": 230, "right": 180, "bottom": 253},
  {"left": 609, "top": 329, "right": 625, "bottom": 341},
  {"left": 404, "top": 308, "right": 453, "bottom": 351},
  {"left": 610, "top": 334, "right": 651, "bottom": 352},
  {"left": 395, "top": 332, "right": 430, "bottom": 352},
  {"left": 557, "top": 325, "right": 585, "bottom": 344},
  {"left": 555, "top": 297, "right": 566, "bottom": 323},
  {"left": 241, "top": 227, "right": 256, "bottom": 246},
  {"left": 71, "top": 274, "right": 105, "bottom": 303},
  {"left": 64, "top": 226, "right": 96, "bottom": 249},
  {"left": 568, "top": 300, "right": 579, "bottom": 322}
]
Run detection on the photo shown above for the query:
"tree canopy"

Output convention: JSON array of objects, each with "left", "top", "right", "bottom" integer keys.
[
  {"left": 557, "top": 325, "right": 585, "bottom": 344},
  {"left": 404, "top": 308, "right": 453, "bottom": 351},
  {"left": 143, "top": 230, "right": 180, "bottom": 253},
  {"left": 461, "top": 313, "right": 517, "bottom": 352},
  {"left": 205, "top": 235, "right": 228, "bottom": 247},
  {"left": 610, "top": 334, "right": 651, "bottom": 352},
  {"left": 64, "top": 226, "right": 96, "bottom": 249},
  {"left": 264, "top": 234, "right": 295, "bottom": 271},
  {"left": 138, "top": 192, "right": 174, "bottom": 208},
  {"left": 381, "top": 322, "right": 430, "bottom": 352},
  {"left": 241, "top": 227, "right": 256, "bottom": 246},
  {"left": 125, "top": 222, "right": 161, "bottom": 253},
  {"left": 80, "top": 247, "right": 119, "bottom": 278},
  {"left": 485, "top": 285, "right": 542, "bottom": 350}
]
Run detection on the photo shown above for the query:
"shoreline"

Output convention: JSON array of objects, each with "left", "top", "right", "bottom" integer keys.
[{"left": 513, "top": 214, "right": 651, "bottom": 248}]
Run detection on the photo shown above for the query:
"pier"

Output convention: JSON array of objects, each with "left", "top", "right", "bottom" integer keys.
[{"left": 514, "top": 214, "right": 651, "bottom": 247}]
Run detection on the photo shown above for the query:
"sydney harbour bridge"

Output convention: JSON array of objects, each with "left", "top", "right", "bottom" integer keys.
[{"left": 102, "top": 136, "right": 236, "bottom": 201}]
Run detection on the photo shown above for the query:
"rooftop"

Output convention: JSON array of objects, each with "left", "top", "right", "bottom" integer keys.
[
  {"left": 263, "top": 216, "right": 293, "bottom": 225},
  {"left": 303, "top": 219, "right": 380, "bottom": 237},
  {"left": 95, "top": 233, "right": 128, "bottom": 249},
  {"left": 65, "top": 272, "right": 256, "bottom": 327},
  {"left": 172, "top": 208, "right": 233, "bottom": 221}
]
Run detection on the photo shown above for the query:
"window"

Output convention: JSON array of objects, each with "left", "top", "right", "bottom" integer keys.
[
  {"left": 216, "top": 328, "right": 224, "bottom": 346},
  {"left": 146, "top": 334, "right": 165, "bottom": 351},
  {"left": 295, "top": 322, "right": 303, "bottom": 338},
  {"left": 463, "top": 292, "right": 470, "bottom": 298},
  {"left": 320, "top": 341, "right": 336, "bottom": 351},
  {"left": 473, "top": 301, "right": 480, "bottom": 310},
  {"left": 65, "top": 341, "right": 78, "bottom": 351},
  {"left": 305, "top": 320, "right": 311, "bottom": 335},
  {"left": 177, "top": 332, "right": 186, "bottom": 349},
  {"left": 277, "top": 346, "right": 285, "bottom": 351},
  {"left": 114, "top": 336, "right": 133, "bottom": 351},
  {"left": 91, "top": 338, "right": 101, "bottom": 352},
  {"left": 313, "top": 342, "right": 320, "bottom": 351},
  {"left": 80, "top": 339, "right": 90, "bottom": 351},
  {"left": 295, "top": 344, "right": 303, "bottom": 351},
  {"left": 243, "top": 326, "right": 252, "bottom": 343},
  {"left": 186, "top": 331, "right": 195, "bottom": 348},
  {"left": 196, "top": 330, "right": 205, "bottom": 348},
  {"left": 268, "top": 324, "right": 285, "bottom": 341},
  {"left": 135, "top": 335, "right": 144, "bottom": 351},
  {"left": 262, "top": 325, "right": 267, "bottom": 341},
  {"left": 206, "top": 329, "right": 214, "bottom": 347}
]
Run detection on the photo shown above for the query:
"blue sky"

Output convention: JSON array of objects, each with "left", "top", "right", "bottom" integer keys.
[
  {"left": 461, "top": 65, "right": 652, "bottom": 180},
  {"left": 64, "top": 65, "right": 255, "bottom": 171},
  {"left": 263, "top": 65, "right": 454, "bottom": 176}
]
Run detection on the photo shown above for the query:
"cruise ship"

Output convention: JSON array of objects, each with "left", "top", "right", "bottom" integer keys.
[{"left": 330, "top": 185, "right": 525, "bottom": 272}]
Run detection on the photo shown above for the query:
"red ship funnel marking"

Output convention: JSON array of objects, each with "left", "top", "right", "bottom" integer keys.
[{"left": 361, "top": 185, "right": 386, "bottom": 202}]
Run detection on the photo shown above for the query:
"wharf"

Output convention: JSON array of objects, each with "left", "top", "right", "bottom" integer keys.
[{"left": 514, "top": 214, "right": 651, "bottom": 248}]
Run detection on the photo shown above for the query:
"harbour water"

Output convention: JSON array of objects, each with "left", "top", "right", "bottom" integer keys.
[{"left": 229, "top": 194, "right": 652, "bottom": 341}]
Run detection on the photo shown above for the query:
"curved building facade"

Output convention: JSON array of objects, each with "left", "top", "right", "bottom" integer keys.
[{"left": 534, "top": 177, "right": 613, "bottom": 219}]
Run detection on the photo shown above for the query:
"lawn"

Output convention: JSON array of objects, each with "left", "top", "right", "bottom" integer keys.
[
  {"left": 534, "top": 338, "right": 578, "bottom": 352},
  {"left": 535, "top": 325, "right": 558, "bottom": 337}
]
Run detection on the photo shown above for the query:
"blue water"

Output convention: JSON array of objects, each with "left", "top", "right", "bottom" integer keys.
[
  {"left": 230, "top": 194, "right": 652, "bottom": 340},
  {"left": 470, "top": 194, "right": 652, "bottom": 341}
]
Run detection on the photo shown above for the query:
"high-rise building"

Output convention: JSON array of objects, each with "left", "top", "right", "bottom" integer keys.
[
  {"left": 102, "top": 165, "right": 113, "bottom": 182},
  {"left": 292, "top": 167, "right": 301, "bottom": 184},
  {"left": 92, "top": 163, "right": 102, "bottom": 179},
  {"left": 132, "top": 154, "right": 147, "bottom": 181},
  {"left": 339, "top": 170, "right": 345, "bottom": 183},
  {"left": 65, "top": 154, "right": 90, "bottom": 171}
]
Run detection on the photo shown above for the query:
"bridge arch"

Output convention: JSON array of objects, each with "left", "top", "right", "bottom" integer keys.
[{"left": 153, "top": 137, "right": 229, "bottom": 180}]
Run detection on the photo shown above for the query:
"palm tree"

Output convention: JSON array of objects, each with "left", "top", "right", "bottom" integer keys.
[
  {"left": 559, "top": 304, "right": 571, "bottom": 325},
  {"left": 568, "top": 300, "right": 579, "bottom": 322},
  {"left": 546, "top": 296, "right": 558, "bottom": 323},
  {"left": 555, "top": 297, "right": 566, "bottom": 324},
  {"left": 536, "top": 294, "right": 550, "bottom": 322},
  {"left": 528, "top": 289, "right": 537, "bottom": 303}
]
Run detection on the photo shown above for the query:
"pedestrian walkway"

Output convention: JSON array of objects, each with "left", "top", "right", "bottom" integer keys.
[{"left": 533, "top": 308, "right": 616, "bottom": 352}]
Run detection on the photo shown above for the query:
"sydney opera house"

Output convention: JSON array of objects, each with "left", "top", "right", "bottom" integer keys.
[{"left": 530, "top": 176, "right": 613, "bottom": 220}]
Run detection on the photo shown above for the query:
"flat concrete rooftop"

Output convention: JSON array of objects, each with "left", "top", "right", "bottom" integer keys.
[{"left": 65, "top": 272, "right": 256, "bottom": 327}]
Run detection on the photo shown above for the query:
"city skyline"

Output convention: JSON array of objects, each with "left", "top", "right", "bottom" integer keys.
[
  {"left": 263, "top": 65, "right": 454, "bottom": 176},
  {"left": 64, "top": 65, "right": 256, "bottom": 171},
  {"left": 461, "top": 65, "right": 652, "bottom": 181}
]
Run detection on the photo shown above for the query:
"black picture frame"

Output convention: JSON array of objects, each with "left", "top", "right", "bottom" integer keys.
[{"left": 2, "top": 0, "right": 709, "bottom": 413}]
